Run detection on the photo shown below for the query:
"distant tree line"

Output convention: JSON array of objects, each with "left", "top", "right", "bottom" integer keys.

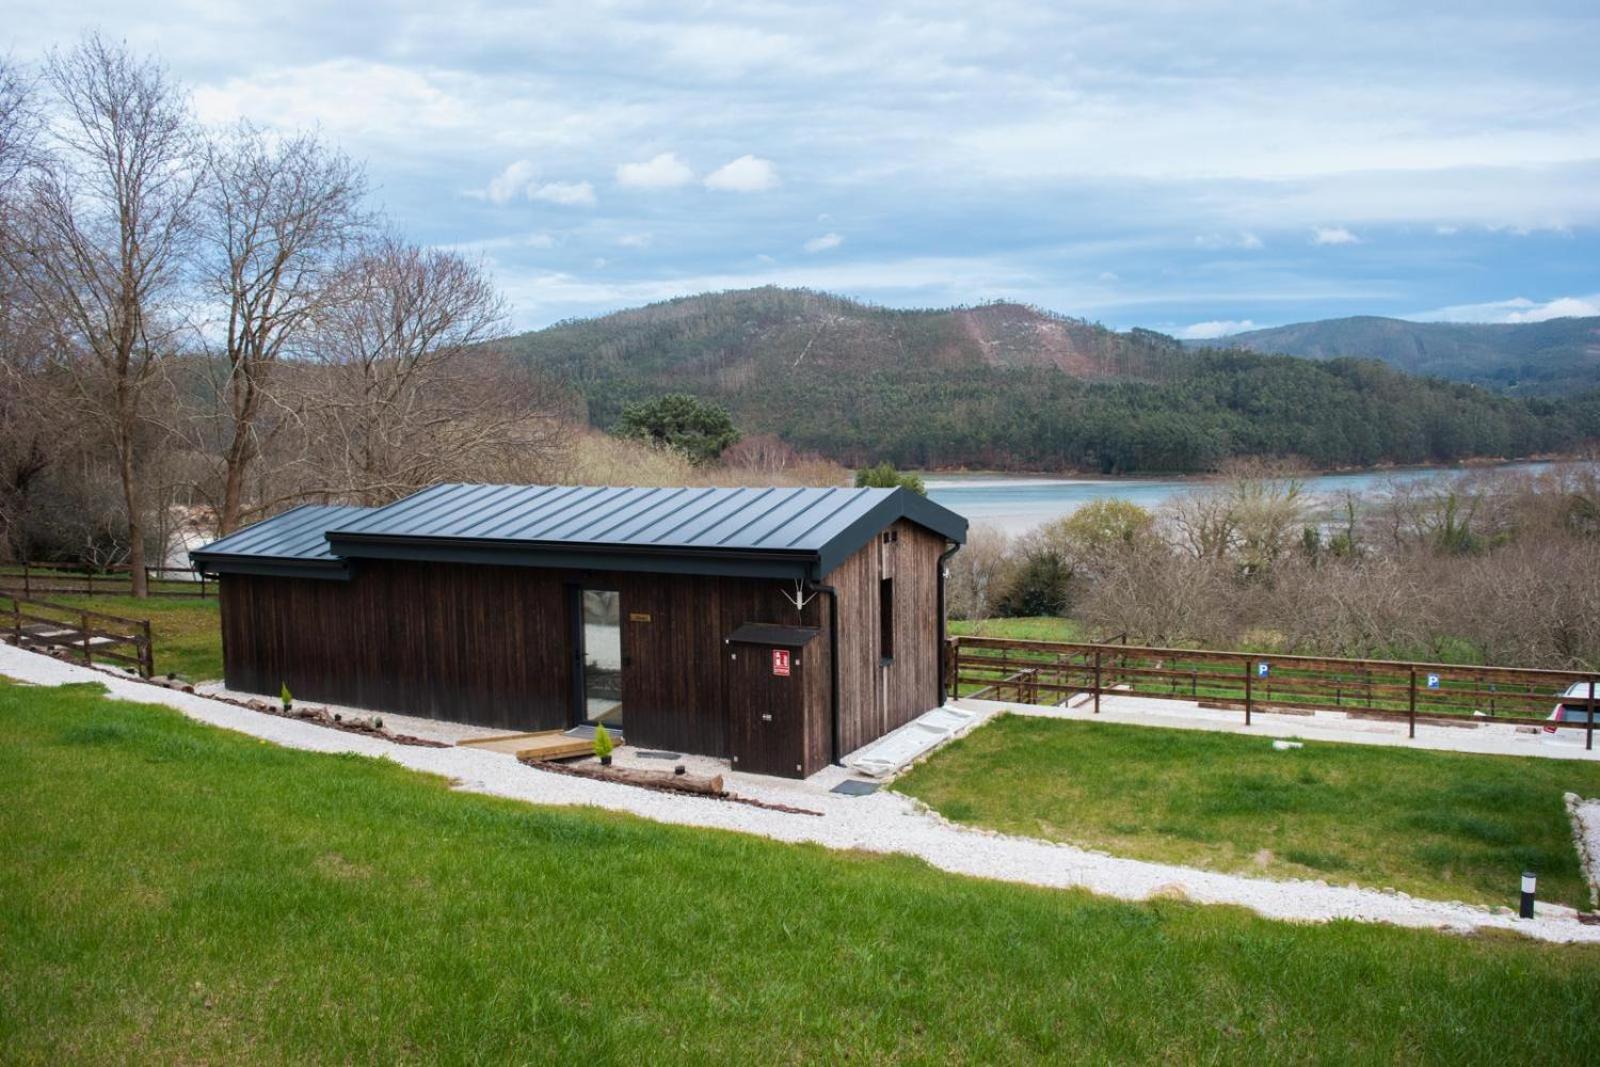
[
  {"left": 949, "top": 463, "right": 1600, "bottom": 670},
  {"left": 506, "top": 290, "right": 1600, "bottom": 474}
]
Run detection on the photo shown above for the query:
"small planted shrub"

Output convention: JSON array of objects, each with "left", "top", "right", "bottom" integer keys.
[
  {"left": 279, "top": 682, "right": 293, "bottom": 710},
  {"left": 374, "top": 717, "right": 384, "bottom": 730},
  {"left": 593, "top": 723, "right": 615, "bottom": 765}
]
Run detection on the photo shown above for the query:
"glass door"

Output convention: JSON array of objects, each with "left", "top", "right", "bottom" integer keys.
[{"left": 577, "top": 588, "right": 624, "bottom": 729}]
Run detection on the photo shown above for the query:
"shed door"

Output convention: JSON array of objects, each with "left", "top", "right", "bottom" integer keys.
[{"left": 727, "top": 644, "right": 807, "bottom": 778}]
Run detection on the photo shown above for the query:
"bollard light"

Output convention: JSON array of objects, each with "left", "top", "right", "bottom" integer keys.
[{"left": 1520, "top": 871, "right": 1537, "bottom": 919}]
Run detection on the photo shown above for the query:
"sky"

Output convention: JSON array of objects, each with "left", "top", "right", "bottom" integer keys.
[{"left": 6, "top": 1, "right": 1599, "bottom": 335}]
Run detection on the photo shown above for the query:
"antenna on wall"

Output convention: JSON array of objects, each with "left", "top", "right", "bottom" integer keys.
[{"left": 784, "top": 579, "right": 816, "bottom": 612}]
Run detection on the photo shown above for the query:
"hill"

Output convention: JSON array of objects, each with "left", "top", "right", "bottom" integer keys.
[
  {"left": 499, "top": 288, "right": 1600, "bottom": 473},
  {"left": 1210, "top": 316, "right": 1600, "bottom": 395}
]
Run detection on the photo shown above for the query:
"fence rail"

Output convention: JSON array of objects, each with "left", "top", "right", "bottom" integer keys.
[
  {"left": 1, "top": 592, "right": 153, "bottom": 677},
  {"left": 948, "top": 635, "right": 1600, "bottom": 749},
  {"left": 0, "top": 561, "right": 213, "bottom": 599}
]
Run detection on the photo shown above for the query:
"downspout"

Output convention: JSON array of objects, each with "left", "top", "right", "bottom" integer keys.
[
  {"left": 936, "top": 541, "right": 962, "bottom": 704},
  {"left": 805, "top": 578, "right": 842, "bottom": 765}
]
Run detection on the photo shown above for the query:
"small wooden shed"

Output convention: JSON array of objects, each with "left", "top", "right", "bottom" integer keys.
[{"left": 192, "top": 484, "right": 967, "bottom": 778}]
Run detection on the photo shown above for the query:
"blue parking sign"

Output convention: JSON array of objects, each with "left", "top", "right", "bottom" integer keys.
[
  {"left": 1256, "top": 661, "right": 1270, "bottom": 678},
  {"left": 1426, "top": 673, "right": 1441, "bottom": 689}
]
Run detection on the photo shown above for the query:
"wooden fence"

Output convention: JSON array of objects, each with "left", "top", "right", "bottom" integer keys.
[
  {"left": 0, "top": 561, "right": 214, "bottom": 599},
  {"left": 948, "top": 635, "right": 1600, "bottom": 749},
  {"left": 1, "top": 592, "right": 154, "bottom": 677}
]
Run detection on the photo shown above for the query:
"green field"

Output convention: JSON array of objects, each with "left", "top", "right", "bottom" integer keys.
[
  {"left": 33, "top": 595, "right": 222, "bottom": 682},
  {"left": 4, "top": 679, "right": 1600, "bottom": 1063},
  {"left": 897, "top": 714, "right": 1600, "bottom": 908}
]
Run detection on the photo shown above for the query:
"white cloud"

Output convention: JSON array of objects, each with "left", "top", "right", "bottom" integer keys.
[
  {"left": 803, "top": 232, "right": 844, "bottom": 253},
  {"left": 1178, "top": 319, "right": 1257, "bottom": 340},
  {"left": 616, "top": 233, "right": 653, "bottom": 248},
  {"left": 1194, "top": 232, "right": 1264, "bottom": 250},
  {"left": 531, "top": 181, "right": 596, "bottom": 207},
  {"left": 1407, "top": 294, "right": 1600, "bottom": 324},
  {"left": 1311, "top": 226, "right": 1360, "bottom": 246},
  {"left": 705, "top": 155, "right": 780, "bottom": 192},
  {"left": 1435, "top": 225, "right": 1460, "bottom": 236},
  {"left": 615, "top": 152, "right": 695, "bottom": 189},
  {"left": 483, "top": 160, "right": 539, "bottom": 205}
]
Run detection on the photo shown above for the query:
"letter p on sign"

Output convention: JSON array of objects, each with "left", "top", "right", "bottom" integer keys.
[{"left": 772, "top": 649, "right": 791, "bottom": 677}]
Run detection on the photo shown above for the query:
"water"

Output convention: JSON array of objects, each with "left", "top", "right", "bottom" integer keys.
[{"left": 925, "top": 462, "right": 1564, "bottom": 536}]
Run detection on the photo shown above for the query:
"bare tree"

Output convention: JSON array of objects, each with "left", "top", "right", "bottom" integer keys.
[
  {"left": 12, "top": 37, "right": 199, "bottom": 595},
  {"left": 199, "top": 122, "right": 368, "bottom": 533},
  {"left": 302, "top": 237, "right": 551, "bottom": 504}
]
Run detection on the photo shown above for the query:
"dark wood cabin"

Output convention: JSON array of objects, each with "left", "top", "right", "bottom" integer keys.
[{"left": 192, "top": 485, "right": 967, "bottom": 778}]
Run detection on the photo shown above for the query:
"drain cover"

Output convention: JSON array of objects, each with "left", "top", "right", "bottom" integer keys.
[{"left": 830, "top": 780, "right": 879, "bottom": 796}]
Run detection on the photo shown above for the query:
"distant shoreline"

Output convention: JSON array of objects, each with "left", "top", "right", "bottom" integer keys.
[{"left": 917, "top": 454, "right": 1588, "bottom": 487}]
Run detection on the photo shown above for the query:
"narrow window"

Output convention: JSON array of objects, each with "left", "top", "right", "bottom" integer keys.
[{"left": 879, "top": 577, "right": 895, "bottom": 663}]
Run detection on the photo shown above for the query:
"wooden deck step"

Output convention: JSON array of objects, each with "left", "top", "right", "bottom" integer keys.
[{"left": 456, "top": 729, "right": 621, "bottom": 761}]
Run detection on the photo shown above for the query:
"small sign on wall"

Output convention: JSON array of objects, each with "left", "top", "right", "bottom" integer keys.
[
  {"left": 772, "top": 649, "right": 791, "bottom": 677},
  {"left": 629, "top": 612, "right": 652, "bottom": 623}
]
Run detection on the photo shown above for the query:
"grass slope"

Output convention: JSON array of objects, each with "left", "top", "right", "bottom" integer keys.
[
  {"left": 46, "top": 595, "right": 222, "bottom": 681},
  {"left": 4, "top": 680, "right": 1600, "bottom": 1063},
  {"left": 897, "top": 715, "right": 1600, "bottom": 907}
]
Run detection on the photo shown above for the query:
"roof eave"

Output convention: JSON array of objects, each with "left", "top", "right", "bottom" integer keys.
[{"left": 323, "top": 532, "right": 819, "bottom": 581}]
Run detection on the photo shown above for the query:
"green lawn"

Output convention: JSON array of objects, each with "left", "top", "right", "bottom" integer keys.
[
  {"left": 949, "top": 615, "right": 1088, "bottom": 642},
  {"left": 897, "top": 714, "right": 1600, "bottom": 908},
  {"left": 47, "top": 595, "right": 222, "bottom": 681},
  {"left": 4, "top": 681, "right": 1600, "bottom": 1063}
]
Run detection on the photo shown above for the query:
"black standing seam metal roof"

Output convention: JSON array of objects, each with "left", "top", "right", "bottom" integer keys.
[
  {"left": 192, "top": 484, "right": 967, "bottom": 581},
  {"left": 187, "top": 504, "right": 375, "bottom": 579}
]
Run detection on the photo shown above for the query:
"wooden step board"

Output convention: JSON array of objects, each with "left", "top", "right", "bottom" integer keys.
[{"left": 456, "top": 730, "right": 619, "bottom": 761}]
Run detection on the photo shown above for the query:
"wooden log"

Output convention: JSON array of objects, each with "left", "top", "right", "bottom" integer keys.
[{"left": 521, "top": 757, "right": 727, "bottom": 797}]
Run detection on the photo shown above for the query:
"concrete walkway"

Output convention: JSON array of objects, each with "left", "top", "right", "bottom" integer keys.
[
  {"left": 4, "top": 644, "right": 1598, "bottom": 944},
  {"left": 964, "top": 691, "right": 1600, "bottom": 761}
]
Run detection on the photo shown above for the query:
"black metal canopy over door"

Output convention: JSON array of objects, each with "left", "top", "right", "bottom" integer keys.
[{"left": 726, "top": 633, "right": 810, "bottom": 778}]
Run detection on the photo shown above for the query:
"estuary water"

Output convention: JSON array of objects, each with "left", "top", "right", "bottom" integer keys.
[{"left": 924, "top": 462, "right": 1560, "bottom": 535}]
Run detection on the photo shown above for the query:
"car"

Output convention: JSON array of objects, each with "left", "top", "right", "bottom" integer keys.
[{"left": 1543, "top": 681, "right": 1599, "bottom": 743}]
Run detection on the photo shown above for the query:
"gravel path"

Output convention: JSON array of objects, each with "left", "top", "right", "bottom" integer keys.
[{"left": 6, "top": 644, "right": 1597, "bottom": 944}]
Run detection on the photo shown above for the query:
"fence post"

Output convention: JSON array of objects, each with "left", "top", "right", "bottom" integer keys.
[
  {"left": 1587, "top": 678, "right": 1596, "bottom": 753},
  {"left": 1244, "top": 660, "right": 1253, "bottom": 726},
  {"left": 140, "top": 618, "right": 154, "bottom": 678},
  {"left": 22, "top": 563, "right": 29, "bottom": 599},
  {"left": 79, "top": 611, "right": 92, "bottom": 667},
  {"left": 1093, "top": 649, "right": 1102, "bottom": 714},
  {"left": 1407, "top": 667, "right": 1417, "bottom": 740}
]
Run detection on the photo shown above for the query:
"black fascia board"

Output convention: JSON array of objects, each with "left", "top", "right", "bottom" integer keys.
[
  {"left": 189, "top": 556, "right": 352, "bottom": 581},
  {"left": 324, "top": 532, "right": 817, "bottom": 581},
  {"left": 811, "top": 487, "right": 969, "bottom": 580}
]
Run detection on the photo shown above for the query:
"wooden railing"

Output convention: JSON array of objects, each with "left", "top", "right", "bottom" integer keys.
[
  {"left": 0, "top": 561, "right": 214, "bottom": 599},
  {"left": 948, "top": 635, "right": 1600, "bottom": 748},
  {"left": 1, "top": 592, "right": 154, "bottom": 677}
]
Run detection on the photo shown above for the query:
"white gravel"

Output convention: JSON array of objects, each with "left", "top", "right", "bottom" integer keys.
[
  {"left": 1569, "top": 795, "right": 1600, "bottom": 911},
  {"left": 6, "top": 643, "right": 1598, "bottom": 944}
]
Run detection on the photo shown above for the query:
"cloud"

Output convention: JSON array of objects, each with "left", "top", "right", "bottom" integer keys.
[
  {"left": 616, "top": 233, "right": 652, "bottom": 248},
  {"left": 1177, "top": 319, "right": 1257, "bottom": 340},
  {"left": 616, "top": 152, "right": 695, "bottom": 189},
  {"left": 1194, "top": 232, "right": 1263, "bottom": 250},
  {"left": 705, "top": 155, "right": 779, "bottom": 192},
  {"left": 483, "top": 160, "right": 539, "bottom": 205},
  {"left": 803, "top": 232, "right": 844, "bottom": 253},
  {"left": 531, "top": 181, "right": 596, "bottom": 207},
  {"left": 1407, "top": 294, "right": 1600, "bottom": 324},
  {"left": 1311, "top": 226, "right": 1360, "bottom": 246}
]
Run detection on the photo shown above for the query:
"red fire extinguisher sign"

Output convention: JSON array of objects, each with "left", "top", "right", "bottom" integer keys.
[{"left": 771, "top": 649, "right": 791, "bottom": 676}]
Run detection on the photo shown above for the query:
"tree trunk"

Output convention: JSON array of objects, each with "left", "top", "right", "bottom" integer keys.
[
  {"left": 219, "top": 419, "right": 254, "bottom": 535},
  {"left": 119, "top": 442, "right": 149, "bottom": 598}
]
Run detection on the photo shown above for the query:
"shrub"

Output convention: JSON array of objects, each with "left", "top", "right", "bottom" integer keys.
[
  {"left": 593, "top": 723, "right": 614, "bottom": 760},
  {"left": 279, "top": 682, "right": 292, "bottom": 710}
]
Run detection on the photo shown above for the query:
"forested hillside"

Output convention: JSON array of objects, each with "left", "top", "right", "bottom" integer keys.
[
  {"left": 1212, "top": 315, "right": 1600, "bottom": 396},
  {"left": 501, "top": 289, "right": 1600, "bottom": 473}
]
